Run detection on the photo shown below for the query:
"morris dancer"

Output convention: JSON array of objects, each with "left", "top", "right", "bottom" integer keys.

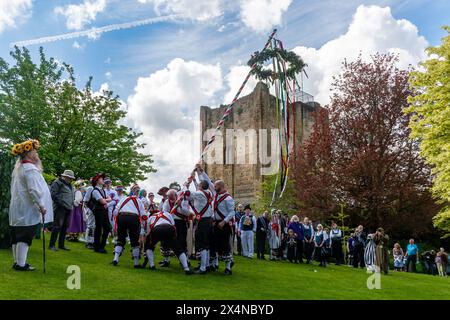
[
  {"left": 144, "top": 210, "right": 193, "bottom": 275},
  {"left": 162, "top": 188, "right": 191, "bottom": 267},
  {"left": 111, "top": 184, "right": 145, "bottom": 268},
  {"left": 9, "top": 140, "right": 53, "bottom": 271},
  {"left": 185, "top": 170, "right": 214, "bottom": 275},
  {"left": 195, "top": 164, "right": 236, "bottom": 275}
]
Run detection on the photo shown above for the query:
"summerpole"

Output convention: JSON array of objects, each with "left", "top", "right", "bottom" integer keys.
[{"left": 170, "top": 29, "right": 278, "bottom": 215}]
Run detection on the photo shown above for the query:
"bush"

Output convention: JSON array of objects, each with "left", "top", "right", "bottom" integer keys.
[{"left": 0, "top": 146, "right": 14, "bottom": 248}]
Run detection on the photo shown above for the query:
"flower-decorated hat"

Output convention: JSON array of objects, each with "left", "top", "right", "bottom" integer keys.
[{"left": 11, "top": 139, "right": 41, "bottom": 157}]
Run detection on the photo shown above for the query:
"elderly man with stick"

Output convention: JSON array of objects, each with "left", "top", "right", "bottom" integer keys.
[{"left": 9, "top": 140, "right": 53, "bottom": 271}]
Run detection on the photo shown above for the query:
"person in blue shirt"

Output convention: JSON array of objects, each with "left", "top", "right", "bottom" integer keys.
[
  {"left": 287, "top": 215, "right": 304, "bottom": 263},
  {"left": 405, "top": 238, "right": 419, "bottom": 272}
]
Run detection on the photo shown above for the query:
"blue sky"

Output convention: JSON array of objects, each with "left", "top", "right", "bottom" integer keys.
[{"left": 1, "top": 0, "right": 449, "bottom": 190}]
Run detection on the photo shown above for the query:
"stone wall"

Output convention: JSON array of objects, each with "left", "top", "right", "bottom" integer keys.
[{"left": 200, "top": 82, "right": 320, "bottom": 205}]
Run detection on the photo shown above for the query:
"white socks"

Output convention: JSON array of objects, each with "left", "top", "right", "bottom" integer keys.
[
  {"left": 16, "top": 242, "right": 29, "bottom": 267},
  {"left": 12, "top": 244, "right": 17, "bottom": 264},
  {"left": 132, "top": 247, "right": 140, "bottom": 266},
  {"left": 113, "top": 245, "right": 123, "bottom": 262},
  {"left": 200, "top": 250, "right": 208, "bottom": 271},
  {"left": 226, "top": 260, "right": 232, "bottom": 270},
  {"left": 206, "top": 250, "right": 210, "bottom": 267},
  {"left": 146, "top": 249, "right": 155, "bottom": 267},
  {"left": 178, "top": 253, "right": 189, "bottom": 271},
  {"left": 213, "top": 255, "right": 219, "bottom": 267}
]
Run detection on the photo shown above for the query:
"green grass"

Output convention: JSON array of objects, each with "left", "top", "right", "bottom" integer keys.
[{"left": 0, "top": 239, "right": 449, "bottom": 300}]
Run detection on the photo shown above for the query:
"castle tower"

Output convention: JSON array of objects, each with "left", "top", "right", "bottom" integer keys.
[{"left": 200, "top": 82, "right": 319, "bottom": 205}]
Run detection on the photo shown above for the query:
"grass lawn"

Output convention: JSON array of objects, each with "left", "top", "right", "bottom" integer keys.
[{"left": 0, "top": 238, "right": 449, "bottom": 300}]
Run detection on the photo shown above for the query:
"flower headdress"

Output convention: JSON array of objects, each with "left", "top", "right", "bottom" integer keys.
[{"left": 11, "top": 139, "right": 41, "bottom": 157}]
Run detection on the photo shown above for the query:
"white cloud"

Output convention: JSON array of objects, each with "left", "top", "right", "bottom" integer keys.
[
  {"left": 55, "top": 0, "right": 107, "bottom": 30},
  {"left": 223, "top": 64, "right": 258, "bottom": 104},
  {"left": 293, "top": 5, "right": 429, "bottom": 104},
  {"left": 138, "top": 0, "right": 222, "bottom": 21},
  {"left": 240, "top": 0, "right": 292, "bottom": 33},
  {"left": 127, "top": 58, "right": 223, "bottom": 189},
  {"left": 0, "top": 0, "right": 32, "bottom": 33},
  {"left": 105, "top": 71, "right": 112, "bottom": 79},
  {"left": 72, "top": 41, "right": 84, "bottom": 49}
]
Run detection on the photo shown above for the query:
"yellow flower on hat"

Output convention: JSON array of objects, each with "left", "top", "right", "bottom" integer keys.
[
  {"left": 11, "top": 144, "right": 24, "bottom": 156},
  {"left": 23, "top": 141, "right": 33, "bottom": 151}
]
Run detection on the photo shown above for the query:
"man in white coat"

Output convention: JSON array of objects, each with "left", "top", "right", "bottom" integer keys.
[{"left": 9, "top": 140, "right": 53, "bottom": 271}]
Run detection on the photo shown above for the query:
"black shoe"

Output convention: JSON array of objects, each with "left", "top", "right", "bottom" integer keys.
[
  {"left": 206, "top": 266, "right": 211, "bottom": 272},
  {"left": 142, "top": 257, "right": 148, "bottom": 268},
  {"left": 48, "top": 246, "right": 58, "bottom": 251},
  {"left": 134, "top": 264, "right": 144, "bottom": 269},
  {"left": 111, "top": 260, "right": 118, "bottom": 266},
  {"left": 224, "top": 268, "right": 232, "bottom": 275},
  {"left": 261, "top": 256, "right": 266, "bottom": 260},
  {"left": 12, "top": 262, "right": 17, "bottom": 269},
  {"left": 58, "top": 247, "right": 70, "bottom": 251},
  {"left": 195, "top": 269, "right": 207, "bottom": 275},
  {"left": 185, "top": 269, "right": 194, "bottom": 275},
  {"left": 85, "top": 244, "right": 94, "bottom": 250},
  {"left": 148, "top": 266, "right": 156, "bottom": 270},
  {"left": 14, "top": 263, "right": 35, "bottom": 271},
  {"left": 95, "top": 248, "right": 107, "bottom": 254},
  {"left": 159, "top": 261, "right": 170, "bottom": 268}
]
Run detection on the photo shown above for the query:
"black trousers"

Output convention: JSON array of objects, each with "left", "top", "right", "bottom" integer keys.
[
  {"left": 287, "top": 245, "right": 296, "bottom": 261},
  {"left": 93, "top": 208, "right": 111, "bottom": 251},
  {"left": 116, "top": 214, "right": 140, "bottom": 248},
  {"left": 295, "top": 240, "right": 304, "bottom": 262},
  {"left": 236, "top": 233, "right": 242, "bottom": 255},
  {"left": 10, "top": 225, "right": 38, "bottom": 246},
  {"left": 331, "top": 240, "right": 343, "bottom": 264},
  {"left": 144, "top": 224, "right": 175, "bottom": 252},
  {"left": 304, "top": 240, "right": 314, "bottom": 262},
  {"left": 353, "top": 244, "right": 365, "bottom": 268},
  {"left": 195, "top": 217, "right": 212, "bottom": 252},
  {"left": 406, "top": 255, "right": 417, "bottom": 272},
  {"left": 174, "top": 219, "right": 188, "bottom": 256},
  {"left": 256, "top": 232, "right": 266, "bottom": 258},
  {"left": 49, "top": 207, "right": 71, "bottom": 248},
  {"left": 211, "top": 223, "right": 232, "bottom": 257}
]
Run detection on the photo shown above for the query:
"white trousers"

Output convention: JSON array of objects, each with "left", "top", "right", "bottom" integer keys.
[{"left": 241, "top": 230, "right": 254, "bottom": 258}]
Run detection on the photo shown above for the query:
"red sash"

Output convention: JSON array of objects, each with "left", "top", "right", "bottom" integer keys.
[
  {"left": 214, "top": 192, "right": 230, "bottom": 221},
  {"left": 192, "top": 190, "right": 212, "bottom": 221},
  {"left": 115, "top": 196, "right": 142, "bottom": 232},
  {"left": 149, "top": 212, "right": 173, "bottom": 233}
]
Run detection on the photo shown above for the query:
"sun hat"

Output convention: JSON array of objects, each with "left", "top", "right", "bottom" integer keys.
[{"left": 61, "top": 170, "right": 75, "bottom": 179}]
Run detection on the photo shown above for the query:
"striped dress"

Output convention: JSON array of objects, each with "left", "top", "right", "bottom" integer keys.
[{"left": 364, "top": 234, "right": 376, "bottom": 271}]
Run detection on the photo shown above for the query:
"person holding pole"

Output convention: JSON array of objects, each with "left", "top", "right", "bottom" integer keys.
[{"left": 9, "top": 140, "right": 53, "bottom": 271}]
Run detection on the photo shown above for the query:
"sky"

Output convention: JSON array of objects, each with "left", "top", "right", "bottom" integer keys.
[{"left": 1, "top": 0, "right": 449, "bottom": 195}]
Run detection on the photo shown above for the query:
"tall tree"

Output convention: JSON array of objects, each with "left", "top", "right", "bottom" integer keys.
[
  {"left": 406, "top": 27, "right": 450, "bottom": 238},
  {"left": 294, "top": 53, "right": 437, "bottom": 236},
  {"left": 293, "top": 108, "right": 335, "bottom": 220},
  {"left": 0, "top": 47, "right": 155, "bottom": 185}
]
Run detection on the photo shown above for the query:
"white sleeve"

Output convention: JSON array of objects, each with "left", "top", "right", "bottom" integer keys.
[
  {"left": 74, "top": 190, "right": 83, "bottom": 206},
  {"left": 162, "top": 200, "right": 170, "bottom": 213},
  {"left": 223, "top": 197, "right": 236, "bottom": 223},
  {"left": 252, "top": 216, "right": 257, "bottom": 232},
  {"left": 199, "top": 171, "right": 215, "bottom": 194},
  {"left": 24, "top": 169, "right": 45, "bottom": 208}
]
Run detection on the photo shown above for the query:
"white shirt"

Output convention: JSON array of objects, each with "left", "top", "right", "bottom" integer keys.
[
  {"left": 198, "top": 172, "right": 235, "bottom": 222},
  {"left": 114, "top": 196, "right": 145, "bottom": 216},
  {"left": 149, "top": 211, "right": 175, "bottom": 229},
  {"left": 9, "top": 162, "right": 54, "bottom": 226},
  {"left": 162, "top": 193, "right": 190, "bottom": 221}
]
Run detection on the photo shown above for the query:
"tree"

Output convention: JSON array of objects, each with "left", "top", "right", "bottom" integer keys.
[
  {"left": 406, "top": 26, "right": 450, "bottom": 238},
  {"left": 293, "top": 107, "right": 335, "bottom": 221},
  {"left": 0, "top": 47, "right": 155, "bottom": 185},
  {"left": 293, "top": 53, "right": 437, "bottom": 237}
]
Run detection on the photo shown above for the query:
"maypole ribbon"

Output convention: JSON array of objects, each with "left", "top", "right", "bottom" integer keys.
[{"left": 170, "top": 29, "right": 278, "bottom": 215}]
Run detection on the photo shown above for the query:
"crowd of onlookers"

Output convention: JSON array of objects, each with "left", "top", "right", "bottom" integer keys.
[
  {"left": 42, "top": 170, "right": 449, "bottom": 277},
  {"left": 232, "top": 205, "right": 449, "bottom": 277}
]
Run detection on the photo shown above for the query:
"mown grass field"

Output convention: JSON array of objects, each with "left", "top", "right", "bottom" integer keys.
[{"left": 0, "top": 239, "right": 449, "bottom": 300}]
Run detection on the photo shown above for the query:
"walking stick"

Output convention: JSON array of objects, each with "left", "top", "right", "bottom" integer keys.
[{"left": 42, "top": 213, "right": 46, "bottom": 273}]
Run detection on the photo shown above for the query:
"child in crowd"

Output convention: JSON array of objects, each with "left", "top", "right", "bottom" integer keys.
[
  {"left": 393, "top": 243, "right": 404, "bottom": 272},
  {"left": 314, "top": 224, "right": 327, "bottom": 267},
  {"left": 286, "top": 229, "right": 297, "bottom": 263},
  {"left": 347, "top": 233, "right": 354, "bottom": 267}
]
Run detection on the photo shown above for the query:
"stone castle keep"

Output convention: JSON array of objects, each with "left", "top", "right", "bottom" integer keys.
[{"left": 200, "top": 82, "right": 320, "bottom": 205}]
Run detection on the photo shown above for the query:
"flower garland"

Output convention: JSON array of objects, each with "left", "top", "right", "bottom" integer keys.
[
  {"left": 247, "top": 47, "right": 306, "bottom": 81},
  {"left": 11, "top": 139, "right": 41, "bottom": 156}
]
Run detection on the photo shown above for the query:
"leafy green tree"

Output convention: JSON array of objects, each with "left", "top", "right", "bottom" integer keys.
[
  {"left": 255, "top": 175, "right": 300, "bottom": 216},
  {"left": 406, "top": 26, "right": 450, "bottom": 237},
  {"left": 0, "top": 47, "right": 155, "bottom": 185}
]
